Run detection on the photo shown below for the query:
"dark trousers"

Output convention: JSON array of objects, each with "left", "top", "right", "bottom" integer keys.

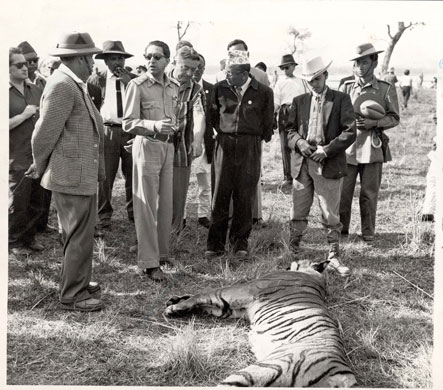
[
  {"left": 98, "top": 125, "right": 134, "bottom": 223},
  {"left": 401, "top": 86, "right": 411, "bottom": 108},
  {"left": 54, "top": 191, "right": 96, "bottom": 304},
  {"left": 279, "top": 130, "right": 292, "bottom": 181},
  {"left": 8, "top": 168, "right": 46, "bottom": 248},
  {"left": 207, "top": 134, "right": 261, "bottom": 252},
  {"left": 339, "top": 162, "right": 383, "bottom": 237},
  {"left": 36, "top": 187, "right": 52, "bottom": 231}
]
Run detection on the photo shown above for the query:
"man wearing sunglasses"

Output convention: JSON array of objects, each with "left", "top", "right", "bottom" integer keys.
[
  {"left": 273, "top": 54, "right": 308, "bottom": 189},
  {"left": 123, "top": 41, "right": 180, "bottom": 282},
  {"left": 9, "top": 47, "right": 45, "bottom": 256},
  {"left": 205, "top": 50, "right": 274, "bottom": 259},
  {"left": 18, "top": 41, "right": 46, "bottom": 91},
  {"left": 25, "top": 31, "right": 105, "bottom": 312}
]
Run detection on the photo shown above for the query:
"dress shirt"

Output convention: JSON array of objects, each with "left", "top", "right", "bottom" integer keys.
[
  {"left": 399, "top": 75, "right": 413, "bottom": 88},
  {"left": 306, "top": 87, "right": 328, "bottom": 145},
  {"left": 274, "top": 75, "right": 307, "bottom": 108},
  {"left": 100, "top": 72, "right": 126, "bottom": 124}
]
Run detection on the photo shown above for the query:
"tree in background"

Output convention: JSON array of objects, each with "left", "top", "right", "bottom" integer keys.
[
  {"left": 381, "top": 22, "right": 425, "bottom": 74},
  {"left": 287, "top": 26, "right": 311, "bottom": 56},
  {"left": 176, "top": 21, "right": 191, "bottom": 42}
]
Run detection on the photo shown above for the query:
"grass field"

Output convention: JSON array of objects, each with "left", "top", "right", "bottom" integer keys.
[{"left": 7, "top": 88, "right": 436, "bottom": 387}]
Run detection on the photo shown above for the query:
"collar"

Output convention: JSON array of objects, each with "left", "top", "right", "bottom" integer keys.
[
  {"left": 220, "top": 75, "right": 258, "bottom": 91},
  {"left": 106, "top": 70, "right": 116, "bottom": 80},
  {"left": 356, "top": 76, "right": 379, "bottom": 90},
  {"left": 9, "top": 79, "right": 32, "bottom": 89},
  {"left": 311, "top": 86, "right": 328, "bottom": 100},
  {"left": 137, "top": 71, "right": 176, "bottom": 88},
  {"left": 58, "top": 63, "right": 86, "bottom": 86}
]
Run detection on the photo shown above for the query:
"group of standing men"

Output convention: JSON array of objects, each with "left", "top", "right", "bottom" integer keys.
[{"left": 9, "top": 29, "right": 399, "bottom": 311}]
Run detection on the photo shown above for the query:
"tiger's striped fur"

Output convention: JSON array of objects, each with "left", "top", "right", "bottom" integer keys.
[{"left": 164, "top": 261, "right": 356, "bottom": 388}]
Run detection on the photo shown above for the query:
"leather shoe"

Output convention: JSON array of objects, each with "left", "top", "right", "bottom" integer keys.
[
  {"left": 362, "top": 235, "right": 375, "bottom": 242},
  {"left": 327, "top": 258, "right": 351, "bottom": 277},
  {"left": 421, "top": 214, "right": 434, "bottom": 222},
  {"left": 60, "top": 298, "right": 103, "bottom": 312},
  {"left": 143, "top": 267, "right": 167, "bottom": 281},
  {"left": 198, "top": 217, "right": 210, "bottom": 229},
  {"left": 205, "top": 250, "right": 224, "bottom": 259},
  {"left": 28, "top": 242, "right": 44, "bottom": 251}
]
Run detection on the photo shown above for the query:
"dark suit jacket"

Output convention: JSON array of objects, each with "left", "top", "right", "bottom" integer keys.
[
  {"left": 87, "top": 83, "right": 103, "bottom": 110},
  {"left": 286, "top": 88, "right": 356, "bottom": 179},
  {"left": 202, "top": 79, "right": 215, "bottom": 163}
]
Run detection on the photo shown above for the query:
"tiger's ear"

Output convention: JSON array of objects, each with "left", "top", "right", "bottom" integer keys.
[{"left": 311, "top": 260, "right": 330, "bottom": 274}]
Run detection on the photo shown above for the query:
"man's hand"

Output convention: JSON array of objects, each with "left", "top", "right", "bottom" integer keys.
[
  {"left": 124, "top": 138, "right": 134, "bottom": 153},
  {"left": 24, "top": 163, "right": 41, "bottom": 179},
  {"left": 22, "top": 105, "right": 39, "bottom": 120},
  {"left": 356, "top": 117, "right": 378, "bottom": 130},
  {"left": 296, "top": 139, "right": 317, "bottom": 157},
  {"left": 114, "top": 66, "right": 132, "bottom": 86},
  {"left": 154, "top": 118, "right": 176, "bottom": 135},
  {"left": 191, "top": 140, "right": 203, "bottom": 158},
  {"left": 310, "top": 145, "right": 327, "bottom": 162}
]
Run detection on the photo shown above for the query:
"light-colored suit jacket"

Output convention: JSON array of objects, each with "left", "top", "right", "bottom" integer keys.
[{"left": 32, "top": 67, "right": 105, "bottom": 196}]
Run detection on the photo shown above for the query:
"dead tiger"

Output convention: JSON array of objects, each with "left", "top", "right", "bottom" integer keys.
[{"left": 164, "top": 260, "right": 356, "bottom": 388}]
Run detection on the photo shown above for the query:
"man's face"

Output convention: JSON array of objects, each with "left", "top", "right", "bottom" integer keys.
[
  {"left": 174, "top": 57, "right": 199, "bottom": 84},
  {"left": 226, "top": 65, "right": 249, "bottom": 87},
  {"left": 77, "top": 55, "right": 94, "bottom": 82},
  {"left": 353, "top": 56, "right": 375, "bottom": 78},
  {"left": 229, "top": 43, "right": 247, "bottom": 52},
  {"left": 9, "top": 53, "right": 28, "bottom": 81},
  {"left": 307, "top": 72, "right": 327, "bottom": 94},
  {"left": 192, "top": 59, "right": 205, "bottom": 83},
  {"left": 280, "top": 63, "right": 296, "bottom": 77},
  {"left": 104, "top": 54, "right": 126, "bottom": 75},
  {"left": 144, "top": 45, "right": 169, "bottom": 78},
  {"left": 26, "top": 54, "right": 39, "bottom": 75}
]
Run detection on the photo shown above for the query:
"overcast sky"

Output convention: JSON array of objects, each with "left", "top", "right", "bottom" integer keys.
[{"left": 2, "top": 0, "right": 442, "bottom": 76}]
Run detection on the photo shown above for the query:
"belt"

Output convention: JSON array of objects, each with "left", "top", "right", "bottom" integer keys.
[
  {"left": 146, "top": 132, "right": 174, "bottom": 143},
  {"left": 104, "top": 122, "right": 122, "bottom": 128}
]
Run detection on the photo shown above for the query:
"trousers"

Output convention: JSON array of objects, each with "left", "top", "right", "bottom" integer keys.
[
  {"left": 98, "top": 125, "right": 134, "bottom": 223},
  {"left": 340, "top": 162, "right": 383, "bottom": 237},
  {"left": 53, "top": 191, "right": 96, "bottom": 304}
]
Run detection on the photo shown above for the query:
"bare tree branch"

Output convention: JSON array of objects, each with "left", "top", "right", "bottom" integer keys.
[{"left": 387, "top": 24, "right": 393, "bottom": 39}]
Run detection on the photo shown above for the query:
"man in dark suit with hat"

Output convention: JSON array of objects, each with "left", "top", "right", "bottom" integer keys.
[
  {"left": 88, "top": 41, "right": 136, "bottom": 231},
  {"left": 273, "top": 54, "right": 308, "bottom": 188},
  {"left": 26, "top": 31, "right": 105, "bottom": 312},
  {"left": 339, "top": 43, "right": 399, "bottom": 242}
]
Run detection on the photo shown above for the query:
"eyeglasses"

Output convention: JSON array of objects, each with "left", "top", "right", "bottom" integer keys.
[
  {"left": 280, "top": 66, "right": 290, "bottom": 71},
  {"left": 27, "top": 58, "right": 39, "bottom": 65},
  {"left": 11, "top": 62, "right": 28, "bottom": 69},
  {"left": 144, "top": 53, "right": 165, "bottom": 61},
  {"left": 226, "top": 70, "right": 244, "bottom": 77}
]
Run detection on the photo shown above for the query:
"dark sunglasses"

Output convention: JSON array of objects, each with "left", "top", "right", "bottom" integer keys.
[
  {"left": 144, "top": 53, "right": 165, "bottom": 61},
  {"left": 27, "top": 58, "right": 39, "bottom": 64},
  {"left": 11, "top": 62, "right": 28, "bottom": 69}
]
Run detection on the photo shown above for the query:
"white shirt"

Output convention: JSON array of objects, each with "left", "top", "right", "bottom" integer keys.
[
  {"left": 306, "top": 87, "right": 328, "bottom": 146},
  {"left": 273, "top": 75, "right": 307, "bottom": 108},
  {"left": 100, "top": 71, "right": 126, "bottom": 124},
  {"left": 399, "top": 75, "right": 413, "bottom": 88}
]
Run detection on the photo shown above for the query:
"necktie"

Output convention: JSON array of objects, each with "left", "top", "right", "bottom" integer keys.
[
  {"left": 116, "top": 79, "right": 123, "bottom": 118},
  {"left": 234, "top": 86, "right": 242, "bottom": 97}
]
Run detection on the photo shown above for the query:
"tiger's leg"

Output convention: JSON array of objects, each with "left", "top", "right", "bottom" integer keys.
[{"left": 164, "top": 285, "right": 254, "bottom": 319}]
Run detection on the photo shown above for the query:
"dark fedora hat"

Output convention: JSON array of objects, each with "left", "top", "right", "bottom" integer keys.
[
  {"left": 17, "top": 41, "right": 38, "bottom": 60},
  {"left": 279, "top": 54, "right": 297, "bottom": 68},
  {"left": 95, "top": 40, "right": 133, "bottom": 59},
  {"left": 49, "top": 32, "right": 102, "bottom": 57},
  {"left": 350, "top": 43, "right": 384, "bottom": 61}
]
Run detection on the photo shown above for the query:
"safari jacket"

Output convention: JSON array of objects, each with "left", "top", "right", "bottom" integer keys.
[{"left": 340, "top": 77, "right": 399, "bottom": 164}]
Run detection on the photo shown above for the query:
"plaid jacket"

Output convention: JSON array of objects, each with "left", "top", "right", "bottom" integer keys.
[{"left": 32, "top": 67, "right": 105, "bottom": 196}]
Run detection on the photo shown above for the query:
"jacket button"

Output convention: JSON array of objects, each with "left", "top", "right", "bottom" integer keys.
[
  {"left": 94, "top": 159, "right": 97, "bottom": 163},
  {"left": 94, "top": 144, "right": 98, "bottom": 148}
]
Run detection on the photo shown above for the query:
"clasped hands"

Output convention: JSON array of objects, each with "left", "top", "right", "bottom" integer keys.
[
  {"left": 296, "top": 139, "right": 327, "bottom": 162},
  {"left": 356, "top": 117, "right": 378, "bottom": 130}
]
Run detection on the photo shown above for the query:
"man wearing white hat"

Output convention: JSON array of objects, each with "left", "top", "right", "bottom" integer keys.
[
  {"left": 339, "top": 43, "right": 399, "bottom": 242},
  {"left": 205, "top": 49, "right": 274, "bottom": 259},
  {"left": 273, "top": 54, "right": 308, "bottom": 188},
  {"left": 26, "top": 32, "right": 105, "bottom": 312},
  {"left": 286, "top": 56, "right": 356, "bottom": 276}
]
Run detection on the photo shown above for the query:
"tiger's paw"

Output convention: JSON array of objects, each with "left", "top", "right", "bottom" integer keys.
[{"left": 165, "top": 295, "right": 192, "bottom": 307}]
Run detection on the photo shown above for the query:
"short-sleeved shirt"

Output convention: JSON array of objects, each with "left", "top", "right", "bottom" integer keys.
[
  {"left": 273, "top": 75, "right": 307, "bottom": 107},
  {"left": 9, "top": 81, "right": 42, "bottom": 170}
]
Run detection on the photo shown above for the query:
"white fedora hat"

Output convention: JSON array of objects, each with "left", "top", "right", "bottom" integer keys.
[{"left": 294, "top": 56, "right": 332, "bottom": 81}]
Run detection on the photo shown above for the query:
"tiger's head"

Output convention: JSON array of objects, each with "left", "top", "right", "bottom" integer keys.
[{"left": 289, "top": 259, "right": 329, "bottom": 275}]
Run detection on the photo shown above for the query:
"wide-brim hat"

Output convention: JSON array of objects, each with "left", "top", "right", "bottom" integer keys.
[
  {"left": 350, "top": 43, "right": 384, "bottom": 61},
  {"left": 17, "top": 41, "right": 38, "bottom": 60},
  {"left": 353, "top": 92, "right": 386, "bottom": 119},
  {"left": 294, "top": 56, "right": 332, "bottom": 81},
  {"left": 279, "top": 54, "right": 297, "bottom": 68},
  {"left": 49, "top": 32, "right": 102, "bottom": 58},
  {"left": 95, "top": 40, "right": 133, "bottom": 59}
]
